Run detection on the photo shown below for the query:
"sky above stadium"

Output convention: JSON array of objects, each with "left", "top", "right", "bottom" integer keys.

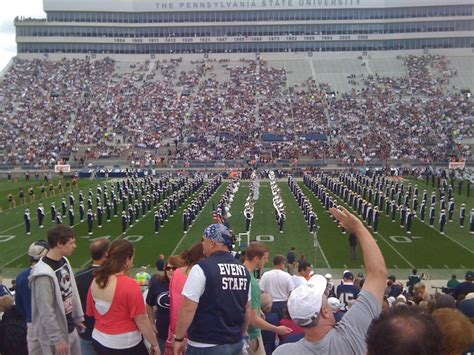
[{"left": 0, "top": 1, "right": 45, "bottom": 71}]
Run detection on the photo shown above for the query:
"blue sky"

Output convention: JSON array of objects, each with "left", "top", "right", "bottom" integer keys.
[{"left": 0, "top": 1, "right": 45, "bottom": 71}]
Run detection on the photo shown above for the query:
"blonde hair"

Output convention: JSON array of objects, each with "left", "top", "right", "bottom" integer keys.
[
  {"left": 0, "top": 295, "right": 14, "bottom": 312},
  {"left": 261, "top": 292, "right": 273, "bottom": 313}
]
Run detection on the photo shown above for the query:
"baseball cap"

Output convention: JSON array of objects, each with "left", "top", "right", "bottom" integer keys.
[
  {"left": 287, "top": 283, "right": 326, "bottom": 328},
  {"left": 343, "top": 271, "right": 354, "bottom": 280},
  {"left": 465, "top": 271, "right": 474, "bottom": 280},
  {"left": 203, "top": 224, "right": 233, "bottom": 249},
  {"left": 458, "top": 297, "right": 474, "bottom": 318},
  {"left": 324, "top": 273, "right": 332, "bottom": 279},
  {"left": 327, "top": 297, "right": 341, "bottom": 310},
  {"left": 28, "top": 240, "right": 49, "bottom": 260}
]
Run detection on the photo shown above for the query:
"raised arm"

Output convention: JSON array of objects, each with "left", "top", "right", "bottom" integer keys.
[{"left": 330, "top": 206, "right": 388, "bottom": 305}]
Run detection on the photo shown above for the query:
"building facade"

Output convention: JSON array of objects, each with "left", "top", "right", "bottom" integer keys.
[{"left": 15, "top": 0, "right": 474, "bottom": 54}]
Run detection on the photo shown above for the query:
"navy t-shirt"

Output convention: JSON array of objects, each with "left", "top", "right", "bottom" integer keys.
[
  {"left": 146, "top": 276, "right": 170, "bottom": 340},
  {"left": 42, "top": 256, "right": 76, "bottom": 333},
  {"left": 287, "top": 251, "right": 296, "bottom": 264}
]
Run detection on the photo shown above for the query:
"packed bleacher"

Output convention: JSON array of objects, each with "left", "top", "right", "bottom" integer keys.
[{"left": 0, "top": 54, "right": 472, "bottom": 168}]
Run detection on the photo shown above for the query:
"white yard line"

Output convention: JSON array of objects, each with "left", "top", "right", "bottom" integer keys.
[{"left": 375, "top": 232, "right": 415, "bottom": 268}]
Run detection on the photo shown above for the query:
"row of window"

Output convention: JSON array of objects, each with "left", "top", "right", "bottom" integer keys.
[
  {"left": 40, "top": 5, "right": 473, "bottom": 23},
  {"left": 16, "top": 20, "right": 473, "bottom": 38},
  {"left": 17, "top": 37, "right": 473, "bottom": 54}
]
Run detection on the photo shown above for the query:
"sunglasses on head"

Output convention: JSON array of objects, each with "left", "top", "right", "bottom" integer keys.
[{"left": 165, "top": 266, "right": 178, "bottom": 271}]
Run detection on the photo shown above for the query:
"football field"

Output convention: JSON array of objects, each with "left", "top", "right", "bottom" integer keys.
[{"left": 0, "top": 176, "right": 473, "bottom": 280}]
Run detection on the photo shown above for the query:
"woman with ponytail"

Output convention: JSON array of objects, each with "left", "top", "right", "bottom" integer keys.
[{"left": 86, "top": 239, "right": 160, "bottom": 354}]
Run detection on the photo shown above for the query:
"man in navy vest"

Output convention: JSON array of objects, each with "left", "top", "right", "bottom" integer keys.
[{"left": 174, "top": 224, "right": 251, "bottom": 354}]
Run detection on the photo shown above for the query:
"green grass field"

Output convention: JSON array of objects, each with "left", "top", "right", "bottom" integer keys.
[{"left": 0, "top": 176, "right": 473, "bottom": 281}]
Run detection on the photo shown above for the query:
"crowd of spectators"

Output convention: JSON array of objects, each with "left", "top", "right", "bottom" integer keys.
[
  {"left": 0, "top": 210, "right": 473, "bottom": 354},
  {"left": 0, "top": 54, "right": 471, "bottom": 167}
]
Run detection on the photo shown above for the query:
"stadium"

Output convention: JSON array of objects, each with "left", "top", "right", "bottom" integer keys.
[{"left": 0, "top": 0, "right": 473, "bottom": 353}]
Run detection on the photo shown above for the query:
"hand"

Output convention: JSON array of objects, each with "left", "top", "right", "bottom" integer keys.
[
  {"left": 54, "top": 340, "right": 69, "bottom": 355},
  {"left": 149, "top": 344, "right": 161, "bottom": 355},
  {"left": 76, "top": 322, "right": 86, "bottom": 334},
  {"left": 329, "top": 206, "right": 364, "bottom": 234},
  {"left": 173, "top": 340, "right": 186, "bottom": 355},
  {"left": 275, "top": 325, "right": 293, "bottom": 336}
]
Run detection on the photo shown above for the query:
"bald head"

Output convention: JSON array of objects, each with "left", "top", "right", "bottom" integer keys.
[{"left": 90, "top": 237, "right": 110, "bottom": 263}]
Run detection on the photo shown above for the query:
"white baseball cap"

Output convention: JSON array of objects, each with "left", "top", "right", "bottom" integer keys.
[
  {"left": 288, "top": 275, "right": 327, "bottom": 328},
  {"left": 327, "top": 297, "right": 341, "bottom": 310}
]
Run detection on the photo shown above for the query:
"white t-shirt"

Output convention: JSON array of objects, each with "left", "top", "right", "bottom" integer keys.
[
  {"left": 259, "top": 269, "right": 295, "bottom": 302},
  {"left": 292, "top": 275, "right": 307, "bottom": 288}
]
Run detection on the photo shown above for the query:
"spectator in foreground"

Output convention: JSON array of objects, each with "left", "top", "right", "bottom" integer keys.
[
  {"left": 166, "top": 242, "right": 204, "bottom": 352},
  {"left": 273, "top": 207, "right": 387, "bottom": 354},
  {"left": 432, "top": 308, "right": 473, "bottom": 355},
  {"left": 244, "top": 242, "right": 292, "bottom": 355},
  {"left": 0, "top": 294, "right": 28, "bottom": 355},
  {"left": 75, "top": 237, "right": 110, "bottom": 355},
  {"left": 86, "top": 239, "right": 160, "bottom": 354},
  {"left": 146, "top": 255, "right": 185, "bottom": 354},
  {"left": 173, "top": 224, "right": 251, "bottom": 354},
  {"left": 453, "top": 271, "right": 474, "bottom": 301},
  {"left": 366, "top": 306, "right": 443, "bottom": 355},
  {"left": 259, "top": 255, "right": 295, "bottom": 320},
  {"left": 29, "top": 225, "right": 85, "bottom": 355},
  {"left": 14, "top": 240, "right": 49, "bottom": 352}
]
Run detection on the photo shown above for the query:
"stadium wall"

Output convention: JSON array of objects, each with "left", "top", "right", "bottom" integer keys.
[{"left": 14, "top": 47, "right": 474, "bottom": 62}]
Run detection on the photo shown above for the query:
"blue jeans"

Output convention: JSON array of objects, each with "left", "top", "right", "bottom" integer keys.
[
  {"left": 79, "top": 337, "right": 96, "bottom": 355},
  {"left": 186, "top": 341, "right": 242, "bottom": 355}
]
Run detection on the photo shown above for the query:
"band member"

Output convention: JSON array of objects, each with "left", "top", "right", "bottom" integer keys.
[
  {"left": 104, "top": 202, "right": 111, "bottom": 222},
  {"left": 24, "top": 208, "right": 31, "bottom": 235},
  {"left": 439, "top": 209, "right": 447, "bottom": 235},
  {"left": 459, "top": 203, "right": 465, "bottom": 227},
  {"left": 69, "top": 193, "right": 75, "bottom": 207},
  {"left": 79, "top": 202, "right": 85, "bottom": 222},
  {"left": 183, "top": 210, "right": 189, "bottom": 232},
  {"left": 470, "top": 208, "right": 474, "bottom": 234},
  {"left": 391, "top": 200, "right": 397, "bottom": 222},
  {"left": 97, "top": 205, "right": 103, "bottom": 228},
  {"left": 113, "top": 197, "right": 118, "bottom": 217},
  {"left": 155, "top": 211, "right": 161, "bottom": 234},
  {"left": 61, "top": 198, "right": 67, "bottom": 217},
  {"left": 37, "top": 203, "right": 45, "bottom": 228},
  {"left": 406, "top": 209, "right": 413, "bottom": 235},
  {"left": 309, "top": 212, "right": 317, "bottom": 232},
  {"left": 68, "top": 206, "right": 75, "bottom": 227},
  {"left": 278, "top": 212, "right": 285, "bottom": 233},
  {"left": 373, "top": 207, "right": 380, "bottom": 232},
  {"left": 244, "top": 208, "right": 252, "bottom": 232},
  {"left": 429, "top": 206, "right": 435, "bottom": 227},
  {"left": 420, "top": 201, "right": 426, "bottom": 222},
  {"left": 87, "top": 209, "right": 94, "bottom": 235},
  {"left": 128, "top": 205, "right": 134, "bottom": 227},
  {"left": 121, "top": 211, "right": 128, "bottom": 233},
  {"left": 448, "top": 198, "right": 455, "bottom": 222}
]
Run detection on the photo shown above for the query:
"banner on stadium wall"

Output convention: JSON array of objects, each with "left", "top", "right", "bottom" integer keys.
[
  {"left": 448, "top": 161, "right": 465, "bottom": 169},
  {"left": 54, "top": 164, "right": 71, "bottom": 173}
]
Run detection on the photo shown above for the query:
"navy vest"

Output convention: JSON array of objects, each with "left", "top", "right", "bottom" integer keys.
[{"left": 188, "top": 251, "right": 250, "bottom": 345}]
